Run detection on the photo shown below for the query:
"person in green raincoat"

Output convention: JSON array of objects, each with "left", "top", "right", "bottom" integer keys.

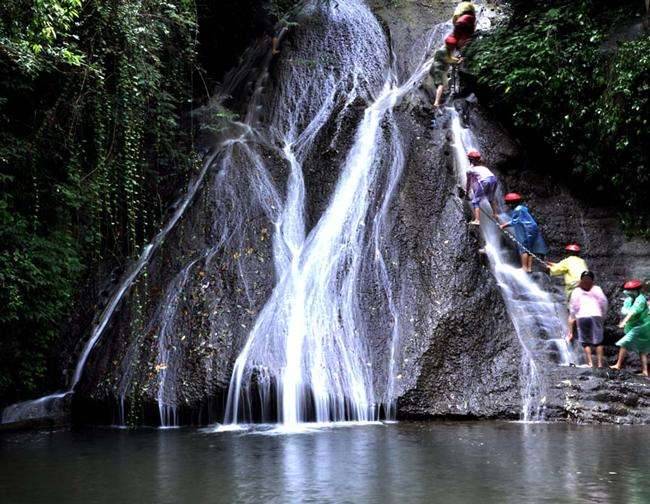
[{"left": 610, "top": 279, "right": 650, "bottom": 376}]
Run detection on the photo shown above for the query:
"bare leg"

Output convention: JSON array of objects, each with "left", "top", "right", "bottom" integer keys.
[
  {"left": 596, "top": 345, "right": 604, "bottom": 368},
  {"left": 641, "top": 354, "right": 649, "bottom": 376},
  {"left": 490, "top": 200, "right": 499, "bottom": 220},
  {"left": 520, "top": 253, "right": 528, "bottom": 270},
  {"left": 527, "top": 255, "right": 533, "bottom": 272},
  {"left": 434, "top": 84, "right": 444, "bottom": 108},
  {"left": 469, "top": 207, "right": 480, "bottom": 225},
  {"left": 583, "top": 346, "right": 593, "bottom": 367},
  {"left": 610, "top": 347, "right": 627, "bottom": 370}
]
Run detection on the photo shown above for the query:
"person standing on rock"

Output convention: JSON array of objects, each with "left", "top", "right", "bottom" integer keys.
[
  {"left": 611, "top": 279, "right": 650, "bottom": 376},
  {"left": 568, "top": 271, "right": 608, "bottom": 368},
  {"left": 431, "top": 35, "right": 461, "bottom": 109},
  {"left": 547, "top": 244, "right": 588, "bottom": 301},
  {"left": 499, "top": 193, "right": 548, "bottom": 272},
  {"left": 464, "top": 149, "right": 499, "bottom": 225}
]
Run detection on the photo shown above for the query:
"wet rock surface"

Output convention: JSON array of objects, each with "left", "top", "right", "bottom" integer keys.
[
  {"left": 545, "top": 366, "right": 650, "bottom": 425},
  {"left": 388, "top": 106, "right": 521, "bottom": 419},
  {"left": 376, "top": 0, "right": 650, "bottom": 424}
]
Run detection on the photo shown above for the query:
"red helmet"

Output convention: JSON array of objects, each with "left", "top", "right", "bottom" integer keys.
[
  {"left": 565, "top": 244, "right": 581, "bottom": 253},
  {"left": 504, "top": 193, "right": 522, "bottom": 203},
  {"left": 467, "top": 149, "right": 481, "bottom": 161},
  {"left": 455, "top": 14, "right": 476, "bottom": 29},
  {"left": 623, "top": 279, "right": 643, "bottom": 290},
  {"left": 444, "top": 35, "right": 458, "bottom": 47}
]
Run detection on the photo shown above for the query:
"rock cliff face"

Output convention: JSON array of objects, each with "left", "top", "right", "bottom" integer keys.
[{"left": 70, "top": 0, "right": 650, "bottom": 426}]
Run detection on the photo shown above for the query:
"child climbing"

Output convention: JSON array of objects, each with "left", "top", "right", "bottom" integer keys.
[
  {"left": 464, "top": 149, "right": 499, "bottom": 225},
  {"left": 547, "top": 244, "right": 588, "bottom": 300},
  {"left": 499, "top": 193, "right": 548, "bottom": 272},
  {"left": 431, "top": 35, "right": 461, "bottom": 109},
  {"left": 611, "top": 279, "right": 650, "bottom": 376},
  {"left": 568, "top": 271, "right": 608, "bottom": 368},
  {"left": 452, "top": 2, "right": 477, "bottom": 48}
]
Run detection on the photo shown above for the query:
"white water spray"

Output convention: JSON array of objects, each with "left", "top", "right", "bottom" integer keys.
[{"left": 222, "top": 0, "right": 442, "bottom": 428}]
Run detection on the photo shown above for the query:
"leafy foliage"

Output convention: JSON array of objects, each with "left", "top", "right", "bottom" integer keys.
[
  {"left": 467, "top": 0, "right": 649, "bottom": 231},
  {"left": 0, "top": 0, "right": 199, "bottom": 402},
  {"left": 268, "top": 0, "right": 301, "bottom": 21}
]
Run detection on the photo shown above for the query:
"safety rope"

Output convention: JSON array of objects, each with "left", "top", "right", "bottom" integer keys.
[
  {"left": 478, "top": 206, "right": 572, "bottom": 358},
  {"left": 477, "top": 207, "right": 549, "bottom": 268}
]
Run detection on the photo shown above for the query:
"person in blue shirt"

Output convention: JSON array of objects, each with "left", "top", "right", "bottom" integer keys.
[{"left": 499, "top": 192, "right": 548, "bottom": 272}]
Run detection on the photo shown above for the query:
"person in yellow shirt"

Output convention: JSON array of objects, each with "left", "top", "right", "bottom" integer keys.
[{"left": 547, "top": 244, "right": 589, "bottom": 300}]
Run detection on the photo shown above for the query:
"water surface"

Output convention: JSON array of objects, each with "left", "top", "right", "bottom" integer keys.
[{"left": 1, "top": 422, "right": 648, "bottom": 503}]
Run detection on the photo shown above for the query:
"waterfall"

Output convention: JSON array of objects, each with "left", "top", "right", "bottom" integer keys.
[
  {"left": 448, "top": 110, "right": 576, "bottom": 421},
  {"left": 3, "top": 0, "right": 557, "bottom": 429},
  {"left": 220, "top": 0, "right": 446, "bottom": 428}
]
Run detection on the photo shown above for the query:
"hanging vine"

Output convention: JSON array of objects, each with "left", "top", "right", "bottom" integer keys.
[{"left": 0, "top": 0, "right": 200, "bottom": 401}]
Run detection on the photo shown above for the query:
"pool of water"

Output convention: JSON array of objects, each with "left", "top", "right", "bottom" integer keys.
[{"left": 1, "top": 421, "right": 649, "bottom": 503}]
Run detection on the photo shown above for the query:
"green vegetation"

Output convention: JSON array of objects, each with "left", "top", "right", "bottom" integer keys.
[
  {"left": 0, "top": 0, "right": 199, "bottom": 402},
  {"left": 269, "top": 0, "right": 301, "bottom": 20},
  {"left": 467, "top": 0, "right": 649, "bottom": 232}
]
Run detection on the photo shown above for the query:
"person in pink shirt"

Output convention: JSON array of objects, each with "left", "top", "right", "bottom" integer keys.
[{"left": 568, "top": 271, "right": 608, "bottom": 368}]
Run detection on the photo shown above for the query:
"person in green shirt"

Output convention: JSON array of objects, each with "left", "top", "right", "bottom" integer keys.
[
  {"left": 431, "top": 35, "right": 461, "bottom": 109},
  {"left": 611, "top": 279, "right": 650, "bottom": 376},
  {"left": 546, "top": 243, "right": 588, "bottom": 300}
]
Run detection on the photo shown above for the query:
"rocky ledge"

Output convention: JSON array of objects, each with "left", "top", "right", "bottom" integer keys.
[{"left": 545, "top": 367, "right": 650, "bottom": 425}]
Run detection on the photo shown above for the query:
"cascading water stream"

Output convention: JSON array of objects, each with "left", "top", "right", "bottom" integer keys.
[
  {"left": 1, "top": 7, "right": 284, "bottom": 426},
  {"left": 222, "top": 0, "right": 443, "bottom": 429},
  {"left": 2, "top": 0, "right": 527, "bottom": 429},
  {"left": 448, "top": 110, "right": 576, "bottom": 421},
  {"left": 0, "top": 148, "right": 220, "bottom": 425}
]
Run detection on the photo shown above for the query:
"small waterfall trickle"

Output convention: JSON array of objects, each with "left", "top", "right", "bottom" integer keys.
[
  {"left": 449, "top": 110, "right": 575, "bottom": 421},
  {"left": 1, "top": 2, "right": 280, "bottom": 427},
  {"left": 1, "top": 145, "right": 221, "bottom": 426}
]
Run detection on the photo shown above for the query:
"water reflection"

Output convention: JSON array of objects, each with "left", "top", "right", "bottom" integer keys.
[{"left": 1, "top": 423, "right": 649, "bottom": 503}]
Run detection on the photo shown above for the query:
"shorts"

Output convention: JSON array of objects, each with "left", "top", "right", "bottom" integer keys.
[
  {"left": 430, "top": 66, "right": 448, "bottom": 87},
  {"left": 576, "top": 316, "right": 604, "bottom": 347},
  {"left": 471, "top": 176, "right": 497, "bottom": 209}
]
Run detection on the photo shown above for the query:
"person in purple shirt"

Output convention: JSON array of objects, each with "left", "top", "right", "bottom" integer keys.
[
  {"left": 568, "top": 271, "right": 608, "bottom": 368},
  {"left": 464, "top": 149, "right": 499, "bottom": 226}
]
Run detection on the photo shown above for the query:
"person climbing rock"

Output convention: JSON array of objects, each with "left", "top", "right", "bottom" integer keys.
[
  {"left": 568, "top": 271, "right": 608, "bottom": 368},
  {"left": 452, "top": 2, "right": 477, "bottom": 48},
  {"left": 611, "top": 279, "right": 650, "bottom": 376},
  {"left": 547, "top": 244, "right": 588, "bottom": 300},
  {"left": 431, "top": 35, "right": 461, "bottom": 109},
  {"left": 464, "top": 149, "right": 498, "bottom": 226},
  {"left": 499, "top": 193, "right": 548, "bottom": 272},
  {"left": 270, "top": 26, "right": 288, "bottom": 56}
]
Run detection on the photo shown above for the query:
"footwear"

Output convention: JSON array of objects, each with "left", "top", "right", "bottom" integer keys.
[
  {"left": 468, "top": 220, "right": 480, "bottom": 226},
  {"left": 478, "top": 247, "right": 486, "bottom": 255}
]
